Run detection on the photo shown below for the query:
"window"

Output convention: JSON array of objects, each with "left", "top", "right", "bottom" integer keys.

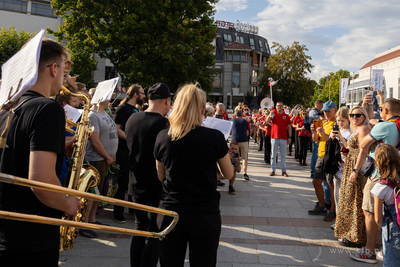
[
  {"left": 252, "top": 86, "right": 257, "bottom": 96},
  {"left": 224, "top": 51, "right": 232, "bottom": 61},
  {"left": 241, "top": 52, "right": 247, "bottom": 62},
  {"left": 213, "top": 72, "right": 221, "bottom": 88},
  {"left": 252, "top": 70, "right": 258, "bottom": 83},
  {"left": 105, "top": 66, "right": 118, "bottom": 80},
  {"left": 238, "top": 36, "right": 244, "bottom": 44},
  {"left": 232, "top": 72, "right": 240, "bottom": 88},
  {"left": 265, "top": 43, "right": 270, "bottom": 53},
  {"left": 390, "top": 87, "right": 393, "bottom": 98},
  {"left": 31, "top": 2, "right": 57, "bottom": 18},
  {"left": 0, "top": 0, "right": 27, "bottom": 13},
  {"left": 233, "top": 51, "right": 240, "bottom": 61},
  {"left": 249, "top": 38, "right": 255, "bottom": 50},
  {"left": 258, "top": 40, "right": 264, "bottom": 52}
]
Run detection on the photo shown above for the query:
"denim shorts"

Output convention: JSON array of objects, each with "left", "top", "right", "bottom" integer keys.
[{"left": 382, "top": 204, "right": 400, "bottom": 267}]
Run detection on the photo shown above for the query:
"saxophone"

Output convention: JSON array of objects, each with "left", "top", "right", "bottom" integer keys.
[{"left": 59, "top": 86, "right": 100, "bottom": 252}]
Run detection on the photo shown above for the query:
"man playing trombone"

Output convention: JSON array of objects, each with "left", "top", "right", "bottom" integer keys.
[{"left": 0, "top": 38, "right": 81, "bottom": 266}]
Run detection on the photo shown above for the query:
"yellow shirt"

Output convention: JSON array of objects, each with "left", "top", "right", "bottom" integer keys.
[{"left": 318, "top": 119, "right": 336, "bottom": 158}]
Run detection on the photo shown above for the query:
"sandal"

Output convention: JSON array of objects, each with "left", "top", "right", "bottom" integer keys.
[{"left": 337, "top": 238, "right": 363, "bottom": 248}]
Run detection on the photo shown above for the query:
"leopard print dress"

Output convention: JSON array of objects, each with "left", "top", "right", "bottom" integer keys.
[{"left": 334, "top": 132, "right": 367, "bottom": 244}]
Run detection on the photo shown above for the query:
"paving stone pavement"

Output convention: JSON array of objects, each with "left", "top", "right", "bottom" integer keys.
[{"left": 59, "top": 141, "right": 383, "bottom": 266}]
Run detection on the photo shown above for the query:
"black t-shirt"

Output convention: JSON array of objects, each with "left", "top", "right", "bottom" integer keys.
[
  {"left": 125, "top": 112, "right": 168, "bottom": 201},
  {"left": 0, "top": 91, "right": 65, "bottom": 252},
  {"left": 154, "top": 126, "right": 229, "bottom": 213},
  {"left": 113, "top": 103, "right": 139, "bottom": 152}
]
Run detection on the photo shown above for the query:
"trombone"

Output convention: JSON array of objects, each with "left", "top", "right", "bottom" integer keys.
[{"left": 0, "top": 172, "right": 179, "bottom": 240}]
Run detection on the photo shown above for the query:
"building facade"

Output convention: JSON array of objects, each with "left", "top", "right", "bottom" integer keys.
[
  {"left": 348, "top": 45, "right": 400, "bottom": 107},
  {"left": 211, "top": 21, "right": 271, "bottom": 108}
]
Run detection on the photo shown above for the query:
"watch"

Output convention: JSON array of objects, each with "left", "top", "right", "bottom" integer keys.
[{"left": 353, "top": 169, "right": 360, "bottom": 173}]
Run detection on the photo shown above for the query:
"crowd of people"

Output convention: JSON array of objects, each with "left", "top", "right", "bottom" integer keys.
[{"left": 0, "top": 37, "right": 399, "bottom": 267}]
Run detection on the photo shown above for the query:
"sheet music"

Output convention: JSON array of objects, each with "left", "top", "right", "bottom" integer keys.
[
  {"left": 91, "top": 77, "right": 119, "bottom": 105},
  {"left": 0, "top": 29, "right": 45, "bottom": 109},
  {"left": 203, "top": 117, "right": 232, "bottom": 140},
  {"left": 64, "top": 104, "right": 83, "bottom": 123}
]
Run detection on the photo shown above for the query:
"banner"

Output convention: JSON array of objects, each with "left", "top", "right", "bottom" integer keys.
[
  {"left": 372, "top": 69, "right": 384, "bottom": 92},
  {"left": 340, "top": 78, "right": 349, "bottom": 104}
]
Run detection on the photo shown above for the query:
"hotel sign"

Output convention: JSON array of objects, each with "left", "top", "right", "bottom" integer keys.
[{"left": 216, "top": 20, "right": 259, "bottom": 35}]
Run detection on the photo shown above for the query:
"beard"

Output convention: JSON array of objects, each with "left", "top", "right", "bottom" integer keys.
[{"left": 136, "top": 97, "right": 144, "bottom": 107}]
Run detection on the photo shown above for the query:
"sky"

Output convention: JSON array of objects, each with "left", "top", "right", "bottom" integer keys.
[{"left": 214, "top": 0, "right": 400, "bottom": 82}]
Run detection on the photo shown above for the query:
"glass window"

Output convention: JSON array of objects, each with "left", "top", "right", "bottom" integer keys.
[
  {"left": 233, "top": 51, "right": 240, "bottom": 61},
  {"left": 213, "top": 72, "right": 221, "bottom": 87},
  {"left": 390, "top": 87, "right": 393, "bottom": 98},
  {"left": 249, "top": 38, "right": 255, "bottom": 46},
  {"left": 252, "top": 87, "right": 257, "bottom": 96},
  {"left": 232, "top": 72, "right": 240, "bottom": 88},
  {"left": 31, "top": 2, "right": 57, "bottom": 18},
  {"left": 252, "top": 70, "right": 258, "bottom": 77},
  {"left": 265, "top": 43, "right": 270, "bottom": 53},
  {"left": 224, "top": 51, "right": 232, "bottom": 61},
  {"left": 0, "top": 0, "right": 27, "bottom": 13},
  {"left": 239, "top": 36, "right": 244, "bottom": 44},
  {"left": 241, "top": 52, "right": 247, "bottom": 62},
  {"left": 259, "top": 40, "right": 264, "bottom": 52}
]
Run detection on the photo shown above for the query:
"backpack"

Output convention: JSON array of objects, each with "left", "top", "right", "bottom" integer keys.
[{"left": 381, "top": 179, "right": 400, "bottom": 226}]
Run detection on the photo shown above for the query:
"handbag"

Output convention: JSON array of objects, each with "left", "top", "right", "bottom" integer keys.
[
  {"left": 360, "top": 155, "right": 375, "bottom": 177},
  {"left": 102, "top": 164, "right": 119, "bottom": 201}
]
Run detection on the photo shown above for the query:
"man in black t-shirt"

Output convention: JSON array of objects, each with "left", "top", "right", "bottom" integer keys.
[
  {"left": 0, "top": 38, "right": 81, "bottom": 266},
  {"left": 125, "top": 83, "right": 171, "bottom": 267},
  {"left": 113, "top": 84, "right": 145, "bottom": 223}
]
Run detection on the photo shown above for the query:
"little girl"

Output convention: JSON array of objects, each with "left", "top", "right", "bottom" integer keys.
[{"left": 371, "top": 144, "right": 400, "bottom": 266}]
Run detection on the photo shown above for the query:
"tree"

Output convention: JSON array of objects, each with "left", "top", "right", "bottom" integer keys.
[
  {"left": 259, "top": 41, "right": 314, "bottom": 107},
  {"left": 0, "top": 26, "right": 35, "bottom": 77},
  {"left": 311, "top": 69, "right": 358, "bottom": 106},
  {"left": 50, "top": 0, "right": 218, "bottom": 92}
]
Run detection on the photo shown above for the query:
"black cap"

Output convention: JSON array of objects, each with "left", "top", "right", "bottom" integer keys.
[{"left": 148, "top": 83, "right": 170, "bottom": 100}]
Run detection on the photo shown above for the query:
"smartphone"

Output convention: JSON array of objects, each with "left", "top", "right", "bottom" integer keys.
[
  {"left": 313, "top": 120, "right": 320, "bottom": 129},
  {"left": 332, "top": 124, "right": 339, "bottom": 132},
  {"left": 234, "top": 153, "right": 239, "bottom": 158}
]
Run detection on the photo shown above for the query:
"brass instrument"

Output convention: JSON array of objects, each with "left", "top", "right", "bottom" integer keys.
[{"left": 0, "top": 172, "right": 178, "bottom": 239}]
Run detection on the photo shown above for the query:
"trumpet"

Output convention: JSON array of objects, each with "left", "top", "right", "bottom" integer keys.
[{"left": 0, "top": 172, "right": 179, "bottom": 240}]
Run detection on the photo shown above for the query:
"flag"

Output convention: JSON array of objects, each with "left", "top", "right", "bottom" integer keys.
[{"left": 340, "top": 78, "right": 349, "bottom": 104}]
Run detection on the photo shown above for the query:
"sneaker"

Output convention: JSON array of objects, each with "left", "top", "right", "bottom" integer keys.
[
  {"left": 228, "top": 186, "right": 236, "bottom": 195},
  {"left": 308, "top": 206, "right": 327, "bottom": 215},
  {"left": 114, "top": 214, "right": 126, "bottom": 224},
  {"left": 376, "top": 251, "right": 383, "bottom": 260},
  {"left": 331, "top": 223, "right": 335, "bottom": 230},
  {"left": 243, "top": 174, "right": 249, "bottom": 180},
  {"left": 324, "top": 210, "right": 336, "bottom": 221},
  {"left": 217, "top": 180, "right": 225, "bottom": 186},
  {"left": 349, "top": 248, "right": 377, "bottom": 264}
]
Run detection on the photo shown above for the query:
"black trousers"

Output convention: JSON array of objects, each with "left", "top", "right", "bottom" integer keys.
[
  {"left": 294, "top": 130, "right": 300, "bottom": 159},
  {"left": 114, "top": 149, "right": 133, "bottom": 215},
  {"left": 130, "top": 198, "right": 160, "bottom": 267},
  {"left": 264, "top": 134, "right": 271, "bottom": 163},
  {"left": 0, "top": 246, "right": 59, "bottom": 267},
  {"left": 299, "top": 136, "right": 309, "bottom": 163},
  {"left": 159, "top": 212, "right": 221, "bottom": 267},
  {"left": 288, "top": 128, "right": 295, "bottom": 153},
  {"left": 258, "top": 129, "right": 264, "bottom": 151}
]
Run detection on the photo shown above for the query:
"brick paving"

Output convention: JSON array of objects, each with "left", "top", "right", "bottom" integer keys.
[{"left": 59, "top": 140, "right": 383, "bottom": 266}]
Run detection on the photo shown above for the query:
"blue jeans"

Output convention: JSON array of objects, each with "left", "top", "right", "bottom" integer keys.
[
  {"left": 382, "top": 204, "right": 400, "bottom": 267},
  {"left": 271, "top": 138, "right": 287, "bottom": 172},
  {"left": 310, "top": 134, "right": 318, "bottom": 175}
]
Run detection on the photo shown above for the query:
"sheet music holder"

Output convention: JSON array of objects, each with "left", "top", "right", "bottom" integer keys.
[
  {"left": 203, "top": 117, "right": 232, "bottom": 140},
  {"left": 64, "top": 104, "right": 84, "bottom": 123},
  {"left": 0, "top": 29, "right": 45, "bottom": 112},
  {"left": 91, "top": 77, "right": 119, "bottom": 105}
]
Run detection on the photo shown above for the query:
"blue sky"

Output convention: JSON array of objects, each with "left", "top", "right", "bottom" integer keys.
[{"left": 215, "top": 0, "right": 400, "bottom": 82}]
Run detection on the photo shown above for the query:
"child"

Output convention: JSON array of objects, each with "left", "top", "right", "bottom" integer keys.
[{"left": 371, "top": 144, "right": 400, "bottom": 266}]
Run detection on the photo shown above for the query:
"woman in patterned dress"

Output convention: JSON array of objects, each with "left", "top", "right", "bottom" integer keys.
[{"left": 334, "top": 106, "right": 371, "bottom": 247}]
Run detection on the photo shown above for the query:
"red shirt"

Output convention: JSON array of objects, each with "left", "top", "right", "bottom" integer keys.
[
  {"left": 297, "top": 118, "right": 310, "bottom": 137},
  {"left": 292, "top": 116, "right": 301, "bottom": 131},
  {"left": 271, "top": 110, "right": 291, "bottom": 140},
  {"left": 243, "top": 114, "right": 252, "bottom": 129},
  {"left": 258, "top": 116, "right": 266, "bottom": 132},
  {"left": 215, "top": 113, "right": 229, "bottom": 120}
]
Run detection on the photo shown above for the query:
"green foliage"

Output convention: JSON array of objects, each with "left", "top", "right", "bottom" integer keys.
[
  {"left": 259, "top": 41, "right": 314, "bottom": 107},
  {"left": 311, "top": 69, "right": 358, "bottom": 107},
  {"left": 65, "top": 42, "right": 98, "bottom": 89},
  {"left": 0, "top": 26, "right": 35, "bottom": 77},
  {"left": 50, "top": 0, "right": 218, "bottom": 92}
]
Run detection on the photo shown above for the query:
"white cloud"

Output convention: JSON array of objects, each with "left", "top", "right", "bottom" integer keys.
[
  {"left": 254, "top": 0, "right": 400, "bottom": 79},
  {"left": 215, "top": 0, "right": 248, "bottom": 12},
  {"left": 308, "top": 60, "right": 329, "bottom": 81}
]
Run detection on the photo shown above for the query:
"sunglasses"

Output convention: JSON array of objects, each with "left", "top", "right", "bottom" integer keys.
[{"left": 349, "top": 113, "right": 363, "bottom": 118}]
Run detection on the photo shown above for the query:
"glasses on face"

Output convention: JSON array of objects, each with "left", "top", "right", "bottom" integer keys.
[
  {"left": 276, "top": 105, "right": 283, "bottom": 107},
  {"left": 349, "top": 113, "right": 363, "bottom": 118},
  {"left": 244, "top": 109, "right": 249, "bottom": 111}
]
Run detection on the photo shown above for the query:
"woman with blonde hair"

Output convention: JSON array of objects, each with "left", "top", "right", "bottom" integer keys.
[
  {"left": 335, "top": 106, "right": 371, "bottom": 247},
  {"left": 154, "top": 83, "right": 233, "bottom": 267}
]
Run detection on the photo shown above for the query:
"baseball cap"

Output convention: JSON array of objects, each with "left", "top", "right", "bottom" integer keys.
[
  {"left": 148, "top": 83, "right": 170, "bottom": 100},
  {"left": 321, "top": 101, "right": 337, "bottom": 111}
]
